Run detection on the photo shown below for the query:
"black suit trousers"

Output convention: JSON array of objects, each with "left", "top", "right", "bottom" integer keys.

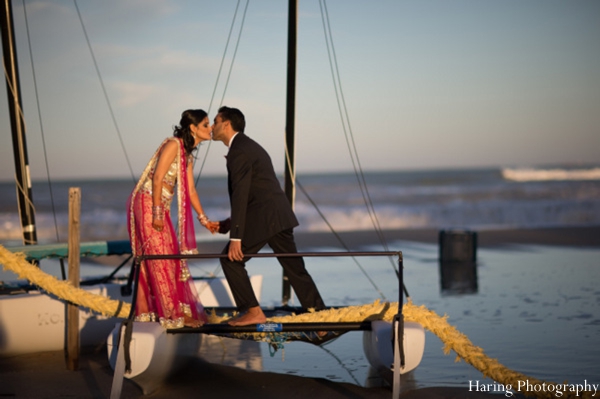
[{"left": 220, "top": 228, "right": 325, "bottom": 312}]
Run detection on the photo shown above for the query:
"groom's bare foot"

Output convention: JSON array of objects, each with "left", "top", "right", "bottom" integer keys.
[
  {"left": 184, "top": 315, "right": 203, "bottom": 328},
  {"left": 228, "top": 306, "right": 266, "bottom": 326}
]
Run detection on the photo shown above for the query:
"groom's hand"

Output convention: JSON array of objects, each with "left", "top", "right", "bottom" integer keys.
[
  {"left": 218, "top": 218, "right": 231, "bottom": 234},
  {"left": 228, "top": 240, "right": 244, "bottom": 262}
]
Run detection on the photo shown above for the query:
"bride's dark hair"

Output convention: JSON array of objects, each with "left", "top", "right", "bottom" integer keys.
[{"left": 173, "top": 109, "right": 208, "bottom": 155}]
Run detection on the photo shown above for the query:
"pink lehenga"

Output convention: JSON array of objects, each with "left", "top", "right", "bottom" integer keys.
[{"left": 127, "top": 137, "right": 208, "bottom": 329}]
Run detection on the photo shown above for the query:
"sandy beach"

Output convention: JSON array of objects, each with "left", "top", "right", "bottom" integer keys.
[{"left": 1, "top": 226, "right": 598, "bottom": 398}]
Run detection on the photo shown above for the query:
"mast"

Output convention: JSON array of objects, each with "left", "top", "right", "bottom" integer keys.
[
  {"left": 282, "top": 0, "right": 297, "bottom": 305},
  {"left": 1, "top": 0, "right": 38, "bottom": 246},
  {"left": 284, "top": 0, "right": 297, "bottom": 206}
]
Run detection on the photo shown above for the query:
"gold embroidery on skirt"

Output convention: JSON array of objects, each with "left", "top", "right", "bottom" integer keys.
[
  {"left": 159, "top": 317, "right": 184, "bottom": 329},
  {"left": 135, "top": 312, "right": 158, "bottom": 323},
  {"left": 180, "top": 302, "right": 192, "bottom": 317},
  {"left": 180, "top": 263, "right": 191, "bottom": 281}
]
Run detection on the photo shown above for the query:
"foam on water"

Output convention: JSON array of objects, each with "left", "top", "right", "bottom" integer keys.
[{"left": 1, "top": 166, "right": 599, "bottom": 244}]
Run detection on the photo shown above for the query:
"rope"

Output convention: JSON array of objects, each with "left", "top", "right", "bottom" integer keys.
[
  {"left": 209, "top": 300, "right": 590, "bottom": 399},
  {"left": 0, "top": 244, "right": 590, "bottom": 398},
  {"left": 400, "top": 302, "right": 591, "bottom": 399},
  {"left": 0, "top": 244, "right": 130, "bottom": 318}
]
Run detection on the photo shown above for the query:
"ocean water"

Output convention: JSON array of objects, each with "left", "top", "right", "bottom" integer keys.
[
  {"left": 1, "top": 166, "right": 599, "bottom": 245},
  {"left": 1, "top": 166, "right": 599, "bottom": 391},
  {"left": 250, "top": 241, "right": 600, "bottom": 391}
]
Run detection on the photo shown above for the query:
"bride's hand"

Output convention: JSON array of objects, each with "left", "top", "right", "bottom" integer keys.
[
  {"left": 152, "top": 218, "right": 164, "bottom": 232},
  {"left": 205, "top": 220, "right": 220, "bottom": 234}
]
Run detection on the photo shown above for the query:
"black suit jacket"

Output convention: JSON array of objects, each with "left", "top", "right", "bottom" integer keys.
[{"left": 226, "top": 133, "right": 298, "bottom": 246}]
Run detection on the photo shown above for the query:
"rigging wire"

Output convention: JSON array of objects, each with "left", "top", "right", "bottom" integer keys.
[
  {"left": 283, "top": 142, "right": 386, "bottom": 300},
  {"left": 192, "top": 1, "right": 388, "bottom": 299},
  {"left": 2, "top": 3, "right": 37, "bottom": 247},
  {"left": 297, "top": 181, "right": 387, "bottom": 300},
  {"left": 21, "top": 1, "right": 60, "bottom": 243},
  {"left": 21, "top": 0, "right": 66, "bottom": 277},
  {"left": 195, "top": 0, "right": 249, "bottom": 184},
  {"left": 318, "top": 0, "right": 403, "bottom": 284},
  {"left": 193, "top": 0, "right": 250, "bottom": 282},
  {"left": 208, "top": 0, "right": 241, "bottom": 116},
  {"left": 194, "top": 0, "right": 241, "bottom": 184},
  {"left": 319, "top": 0, "right": 386, "bottom": 252},
  {"left": 218, "top": 0, "right": 249, "bottom": 110},
  {"left": 73, "top": 0, "right": 136, "bottom": 183},
  {"left": 2, "top": 54, "right": 36, "bottom": 246}
]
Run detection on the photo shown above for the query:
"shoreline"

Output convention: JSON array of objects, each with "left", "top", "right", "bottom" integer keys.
[{"left": 64, "top": 225, "right": 600, "bottom": 268}]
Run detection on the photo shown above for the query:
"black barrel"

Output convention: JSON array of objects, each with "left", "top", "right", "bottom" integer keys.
[{"left": 439, "top": 229, "right": 477, "bottom": 262}]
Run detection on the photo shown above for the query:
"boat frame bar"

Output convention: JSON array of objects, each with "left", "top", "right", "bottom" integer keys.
[
  {"left": 132, "top": 250, "right": 405, "bottom": 396},
  {"left": 172, "top": 321, "right": 373, "bottom": 334}
]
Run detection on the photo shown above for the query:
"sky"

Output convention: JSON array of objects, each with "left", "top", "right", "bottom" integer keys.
[{"left": 1, "top": 0, "right": 599, "bottom": 182}]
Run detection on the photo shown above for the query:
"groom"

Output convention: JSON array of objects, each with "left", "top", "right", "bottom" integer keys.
[{"left": 212, "top": 106, "right": 325, "bottom": 326}]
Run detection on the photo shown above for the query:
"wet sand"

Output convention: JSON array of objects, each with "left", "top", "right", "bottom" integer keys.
[
  {"left": 2, "top": 225, "right": 596, "bottom": 398},
  {"left": 294, "top": 225, "right": 600, "bottom": 250},
  {"left": 0, "top": 346, "right": 522, "bottom": 399}
]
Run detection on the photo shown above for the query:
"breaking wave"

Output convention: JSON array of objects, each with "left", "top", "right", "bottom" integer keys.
[{"left": 502, "top": 167, "right": 600, "bottom": 182}]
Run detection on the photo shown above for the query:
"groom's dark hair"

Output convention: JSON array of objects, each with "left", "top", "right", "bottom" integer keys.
[{"left": 218, "top": 106, "right": 245, "bottom": 133}]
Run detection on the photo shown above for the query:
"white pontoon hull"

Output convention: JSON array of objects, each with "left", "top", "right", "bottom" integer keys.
[
  {"left": 362, "top": 320, "right": 425, "bottom": 384},
  {"left": 105, "top": 275, "right": 263, "bottom": 394},
  {"left": 0, "top": 275, "right": 263, "bottom": 356}
]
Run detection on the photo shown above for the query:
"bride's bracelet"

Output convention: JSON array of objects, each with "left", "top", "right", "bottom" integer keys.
[
  {"left": 197, "top": 213, "right": 209, "bottom": 226},
  {"left": 152, "top": 205, "right": 164, "bottom": 221}
]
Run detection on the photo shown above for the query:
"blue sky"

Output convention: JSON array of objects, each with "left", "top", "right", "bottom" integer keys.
[{"left": 1, "top": 0, "right": 599, "bottom": 182}]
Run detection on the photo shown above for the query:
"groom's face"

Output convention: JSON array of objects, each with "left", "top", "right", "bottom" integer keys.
[{"left": 212, "top": 114, "right": 228, "bottom": 143}]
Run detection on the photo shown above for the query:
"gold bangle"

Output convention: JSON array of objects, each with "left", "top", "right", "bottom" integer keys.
[
  {"left": 197, "top": 213, "right": 209, "bottom": 226},
  {"left": 153, "top": 205, "right": 165, "bottom": 220}
]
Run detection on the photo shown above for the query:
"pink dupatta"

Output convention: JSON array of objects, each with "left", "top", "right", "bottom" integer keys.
[
  {"left": 128, "top": 137, "right": 197, "bottom": 257},
  {"left": 126, "top": 137, "right": 206, "bottom": 328}
]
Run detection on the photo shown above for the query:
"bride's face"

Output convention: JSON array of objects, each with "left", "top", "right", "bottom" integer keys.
[{"left": 192, "top": 117, "right": 211, "bottom": 143}]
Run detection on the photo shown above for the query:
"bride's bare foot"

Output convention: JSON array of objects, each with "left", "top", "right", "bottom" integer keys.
[{"left": 228, "top": 306, "right": 266, "bottom": 326}]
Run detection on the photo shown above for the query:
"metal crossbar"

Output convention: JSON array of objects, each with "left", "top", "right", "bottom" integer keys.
[
  {"left": 124, "top": 250, "right": 405, "bottom": 397},
  {"left": 170, "top": 321, "right": 373, "bottom": 334},
  {"left": 137, "top": 250, "right": 401, "bottom": 261}
]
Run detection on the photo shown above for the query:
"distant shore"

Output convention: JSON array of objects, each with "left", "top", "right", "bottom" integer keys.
[{"left": 195, "top": 225, "right": 600, "bottom": 254}]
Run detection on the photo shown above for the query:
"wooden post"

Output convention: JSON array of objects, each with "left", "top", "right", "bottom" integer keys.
[{"left": 66, "top": 187, "right": 81, "bottom": 370}]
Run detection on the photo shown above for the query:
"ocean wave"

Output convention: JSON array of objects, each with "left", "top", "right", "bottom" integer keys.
[
  {"left": 502, "top": 167, "right": 600, "bottom": 182},
  {"left": 2, "top": 169, "right": 600, "bottom": 245}
]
